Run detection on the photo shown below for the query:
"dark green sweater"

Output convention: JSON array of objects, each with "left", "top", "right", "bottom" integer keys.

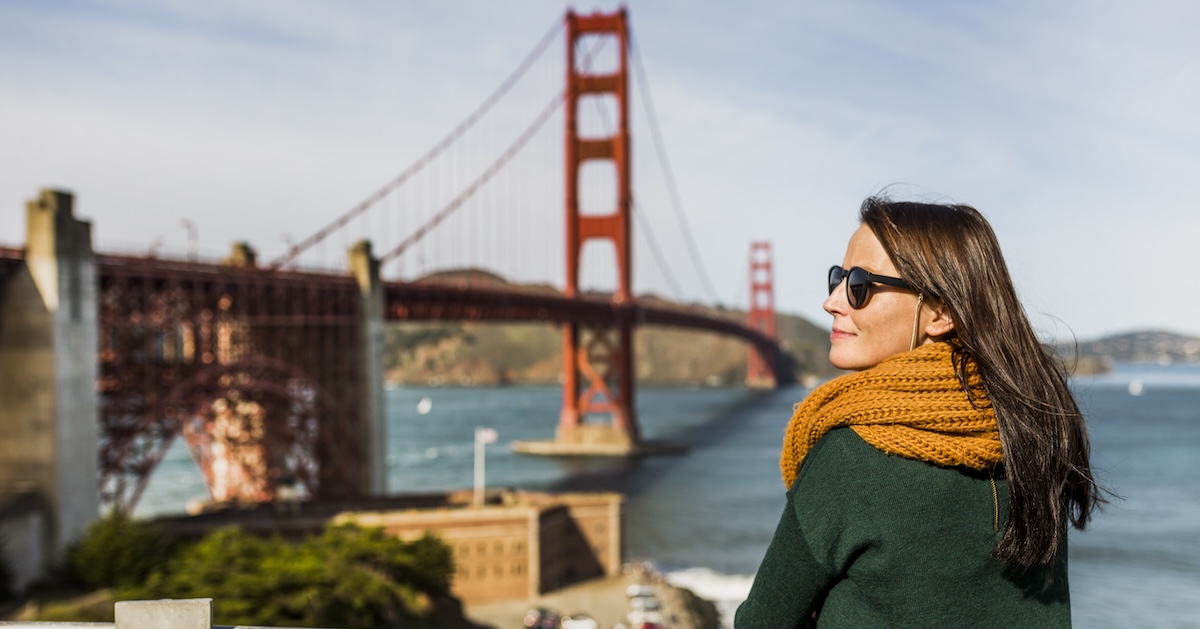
[{"left": 735, "top": 428, "right": 1070, "bottom": 628}]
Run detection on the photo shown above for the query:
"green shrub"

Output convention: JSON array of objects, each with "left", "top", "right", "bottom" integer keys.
[
  {"left": 127, "top": 523, "right": 455, "bottom": 628},
  {"left": 66, "top": 512, "right": 177, "bottom": 589}
]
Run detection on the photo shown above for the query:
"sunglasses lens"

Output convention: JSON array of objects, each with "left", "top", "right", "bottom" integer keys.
[
  {"left": 827, "top": 266, "right": 845, "bottom": 295},
  {"left": 846, "top": 267, "right": 869, "bottom": 308}
]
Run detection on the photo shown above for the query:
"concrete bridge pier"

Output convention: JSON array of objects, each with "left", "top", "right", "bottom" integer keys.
[
  {"left": 0, "top": 189, "right": 99, "bottom": 584},
  {"left": 349, "top": 240, "right": 387, "bottom": 495}
]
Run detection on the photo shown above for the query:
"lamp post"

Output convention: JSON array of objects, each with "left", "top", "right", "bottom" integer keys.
[
  {"left": 180, "top": 218, "right": 197, "bottom": 261},
  {"left": 148, "top": 236, "right": 164, "bottom": 258},
  {"left": 473, "top": 427, "right": 498, "bottom": 506}
]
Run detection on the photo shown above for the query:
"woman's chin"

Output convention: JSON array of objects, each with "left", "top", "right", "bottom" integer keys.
[{"left": 829, "top": 354, "right": 867, "bottom": 372}]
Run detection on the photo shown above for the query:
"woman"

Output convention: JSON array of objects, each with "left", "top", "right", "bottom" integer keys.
[{"left": 734, "top": 198, "right": 1102, "bottom": 628}]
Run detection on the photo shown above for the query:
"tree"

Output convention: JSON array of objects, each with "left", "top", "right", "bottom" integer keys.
[
  {"left": 127, "top": 524, "right": 455, "bottom": 628},
  {"left": 66, "top": 512, "right": 177, "bottom": 589}
]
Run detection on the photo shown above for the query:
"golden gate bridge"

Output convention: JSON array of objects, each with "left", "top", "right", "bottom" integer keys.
[{"left": 0, "top": 9, "right": 787, "bottom": 520}]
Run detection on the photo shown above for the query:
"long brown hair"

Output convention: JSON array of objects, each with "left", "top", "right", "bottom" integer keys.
[{"left": 860, "top": 196, "right": 1102, "bottom": 567}]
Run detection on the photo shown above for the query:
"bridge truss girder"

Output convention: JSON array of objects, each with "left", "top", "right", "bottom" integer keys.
[{"left": 96, "top": 256, "right": 367, "bottom": 514}]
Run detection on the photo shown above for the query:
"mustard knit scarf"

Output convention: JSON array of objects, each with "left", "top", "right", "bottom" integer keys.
[{"left": 780, "top": 341, "right": 1003, "bottom": 488}]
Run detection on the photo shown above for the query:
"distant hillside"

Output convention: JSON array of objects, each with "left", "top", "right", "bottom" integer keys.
[
  {"left": 383, "top": 277, "right": 833, "bottom": 387},
  {"left": 1060, "top": 330, "right": 1200, "bottom": 365},
  {"left": 386, "top": 274, "right": 1198, "bottom": 385}
]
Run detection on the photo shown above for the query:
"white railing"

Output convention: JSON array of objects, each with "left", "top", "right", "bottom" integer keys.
[{"left": 0, "top": 598, "right": 317, "bottom": 629}]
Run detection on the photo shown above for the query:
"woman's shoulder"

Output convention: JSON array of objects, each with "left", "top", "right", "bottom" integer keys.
[
  {"left": 789, "top": 427, "right": 893, "bottom": 499},
  {"left": 793, "top": 427, "right": 989, "bottom": 498},
  {"left": 789, "top": 427, "right": 1004, "bottom": 554},
  {"left": 799, "top": 427, "right": 893, "bottom": 473}
]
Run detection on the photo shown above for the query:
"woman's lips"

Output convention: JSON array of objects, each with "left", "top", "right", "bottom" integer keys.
[{"left": 830, "top": 329, "right": 854, "bottom": 341}]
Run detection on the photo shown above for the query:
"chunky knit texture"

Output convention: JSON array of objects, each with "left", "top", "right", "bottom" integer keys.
[{"left": 781, "top": 341, "right": 1002, "bottom": 488}]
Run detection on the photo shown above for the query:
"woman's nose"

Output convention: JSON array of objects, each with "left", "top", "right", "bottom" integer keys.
[{"left": 824, "top": 280, "right": 847, "bottom": 315}]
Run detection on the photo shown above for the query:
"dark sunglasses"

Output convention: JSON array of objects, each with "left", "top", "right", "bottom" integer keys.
[{"left": 828, "top": 265, "right": 913, "bottom": 309}]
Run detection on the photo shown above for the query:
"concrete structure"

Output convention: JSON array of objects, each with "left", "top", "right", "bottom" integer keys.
[
  {"left": 1, "top": 597, "right": 405, "bottom": 629},
  {"left": 348, "top": 241, "right": 387, "bottom": 495},
  {"left": 114, "top": 598, "right": 212, "bottom": 629},
  {"left": 152, "top": 489, "right": 622, "bottom": 606},
  {"left": 0, "top": 492, "right": 50, "bottom": 595},
  {"left": 0, "top": 189, "right": 99, "bottom": 571},
  {"left": 338, "top": 491, "right": 622, "bottom": 604}
]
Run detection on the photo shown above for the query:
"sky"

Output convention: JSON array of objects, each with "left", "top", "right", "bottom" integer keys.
[{"left": 1, "top": 0, "right": 1198, "bottom": 341}]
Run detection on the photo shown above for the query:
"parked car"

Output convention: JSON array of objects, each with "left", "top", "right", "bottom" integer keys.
[
  {"left": 625, "top": 583, "right": 656, "bottom": 598},
  {"left": 626, "top": 609, "right": 664, "bottom": 628},
  {"left": 560, "top": 613, "right": 598, "bottom": 629},
  {"left": 523, "top": 607, "right": 560, "bottom": 628},
  {"left": 629, "top": 595, "right": 661, "bottom": 612}
]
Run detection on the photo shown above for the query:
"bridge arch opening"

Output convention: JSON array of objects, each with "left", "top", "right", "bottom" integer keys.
[{"left": 103, "top": 356, "right": 362, "bottom": 514}]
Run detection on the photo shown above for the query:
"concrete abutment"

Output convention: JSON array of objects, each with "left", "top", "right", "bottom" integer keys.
[{"left": 0, "top": 189, "right": 99, "bottom": 587}]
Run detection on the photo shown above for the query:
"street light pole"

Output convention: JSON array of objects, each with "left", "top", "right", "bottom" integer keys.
[
  {"left": 473, "top": 427, "right": 497, "bottom": 507},
  {"left": 180, "top": 218, "right": 197, "bottom": 261},
  {"left": 148, "top": 236, "right": 164, "bottom": 258}
]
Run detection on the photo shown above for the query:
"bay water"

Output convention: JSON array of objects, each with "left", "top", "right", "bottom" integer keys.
[{"left": 138, "top": 363, "right": 1200, "bottom": 628}]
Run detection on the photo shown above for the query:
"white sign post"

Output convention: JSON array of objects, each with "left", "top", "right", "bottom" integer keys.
[{"left": 474, "top": 427, "right": 498, "bottom": 506}]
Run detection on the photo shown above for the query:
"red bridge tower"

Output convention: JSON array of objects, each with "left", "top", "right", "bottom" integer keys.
[
  {"left": 746, "top": 241, "right": 778, "bottom": 388},
  {"left": 558, "top": 8, "right": 637, "bottom": 449}
]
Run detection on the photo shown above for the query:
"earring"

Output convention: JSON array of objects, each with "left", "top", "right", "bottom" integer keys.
[{"left": 909, "top": 294, "right": 924, "bottom": 351}]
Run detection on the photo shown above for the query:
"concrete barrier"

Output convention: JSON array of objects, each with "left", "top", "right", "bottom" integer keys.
[
  {"left": 0, "top": 597, "right": 320, "bottom": 629},
  {"left": 115, "top": 598, "right": 211, "bottom": 629}
]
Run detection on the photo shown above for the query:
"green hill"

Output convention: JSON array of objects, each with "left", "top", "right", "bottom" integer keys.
[{"left": 384, "top": 298, "right": 833, "bottom": 387}]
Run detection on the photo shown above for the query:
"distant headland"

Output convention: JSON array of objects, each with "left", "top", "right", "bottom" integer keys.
[
  {"left": 1053, "top": 329, "right": 1200, "bottom": 375},
  {"left": 383, "top": 276, "right": 1199, "bottom": 386}
]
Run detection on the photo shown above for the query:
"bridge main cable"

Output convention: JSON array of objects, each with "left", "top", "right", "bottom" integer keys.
[
  {"left": 377, "top": 31, "right": 614, "bottom": 269},
  {"left": 268, "top": 17, "right": 565, "bottom": 271},
  {"left": 629, "top": 26, "right": 720, "bottom": 305},
  {"left": 377, "top": 90, "right": 564, "bottom": 267}
]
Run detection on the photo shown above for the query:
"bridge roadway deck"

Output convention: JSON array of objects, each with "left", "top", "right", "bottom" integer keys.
[
  {"left": 386, "top": 281, "right": 773, "bottom": 343},
  {"left": 1, "top": 245, "right": 780, "bottom": 372}
]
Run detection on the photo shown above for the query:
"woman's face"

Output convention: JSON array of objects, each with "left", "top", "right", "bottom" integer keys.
[{"left": 824, "top": 225, "right": 925, "bottom": 371}]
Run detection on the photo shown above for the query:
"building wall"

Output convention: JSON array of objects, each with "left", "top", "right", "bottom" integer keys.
[
  {"left": 539, "top": 504, "right": 603, "bottom": 592},
  {"left": 336, "top": 491, "right": 623, "bottom": 605},
  {"left": 338, "top": 505, "right": 539, "bottom": 603},
  {"left": 555, "top": 493, "right": 622, "bottom": 576}
]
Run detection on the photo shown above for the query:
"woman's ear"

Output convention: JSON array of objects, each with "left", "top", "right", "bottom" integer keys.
[{"left": 924, "top": 300, "right": 956, "bottom": 338}]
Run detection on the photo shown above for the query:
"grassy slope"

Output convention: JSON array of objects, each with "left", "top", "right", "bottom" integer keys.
[{"left": 384, "top": 308, "right": 833, "bottom": 387}]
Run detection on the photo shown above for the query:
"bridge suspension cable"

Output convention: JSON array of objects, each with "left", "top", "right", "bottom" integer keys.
[
  {"left": 379, "top": 35, "right": 612, "bottom": 274},
  {"left": 268, "top": 17, "right": 565, "bottom": 271},
  {"left": 629, "top": 26, "right": 720, "bottom": 305},
  {"left": 631, "top": 200, "right": 685, "bottom": 300},
  {"left": 378, "top": 91, "right": 564, "bottom": 268}
]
